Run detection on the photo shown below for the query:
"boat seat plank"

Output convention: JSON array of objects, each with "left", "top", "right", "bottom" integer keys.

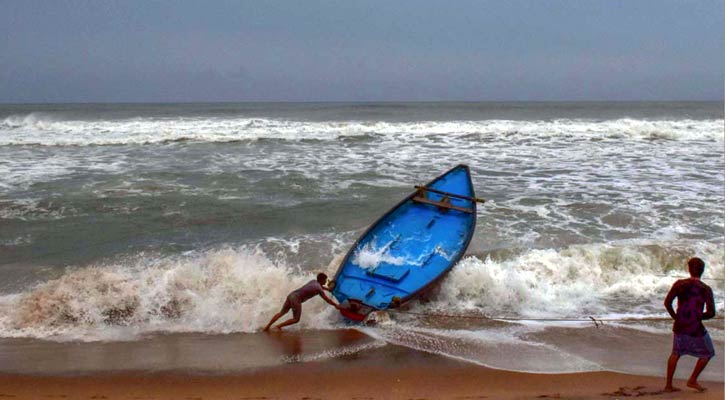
[
  {"left": 412, "top": 196, "right": 474, "bottom": 214},
  {"left": 414, "top": 185, "right": 485, "bottom": 203},
  {"left": 368, "top": 265, "right": 410, "bottom": 282}
]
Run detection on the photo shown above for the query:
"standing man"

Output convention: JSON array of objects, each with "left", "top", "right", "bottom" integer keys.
[
  {"left": 663, "top": 257, "right": 716, "bottom": 392},
  {"left": 264, "top": 272, "right": 340, "bottom": 331}
]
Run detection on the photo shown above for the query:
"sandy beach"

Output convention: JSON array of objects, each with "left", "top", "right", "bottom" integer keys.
[
  {"left": 0, "top": 352, "right": 722, "bottom": 400},
  {"left": 0, "top": 330, "right": 722, "bottom": 400}
]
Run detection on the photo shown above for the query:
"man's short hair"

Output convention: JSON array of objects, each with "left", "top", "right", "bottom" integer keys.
[
  {"left": 317, "top": 272, "right": 328, "bottom": 283},
  {"left": 688, "top": 257, "right": 705, "bottom": 277}
]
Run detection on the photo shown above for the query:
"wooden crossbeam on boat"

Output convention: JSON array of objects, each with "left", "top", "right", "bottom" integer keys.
[
  {"left": 414, "top": 185, "right": 486, "bottom": 203},
  {"left": 412, "top": 195, "right": 474, "bottom": 214}
]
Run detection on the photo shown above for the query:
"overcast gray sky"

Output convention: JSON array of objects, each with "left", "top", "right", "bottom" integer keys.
[{"left": 1, "top": 1, "right": 723, "bottom": 102}]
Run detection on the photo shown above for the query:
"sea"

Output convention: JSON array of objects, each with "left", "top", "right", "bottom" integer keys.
[{"left": 0, "top": 102, "right": 722, "bottom": 379}]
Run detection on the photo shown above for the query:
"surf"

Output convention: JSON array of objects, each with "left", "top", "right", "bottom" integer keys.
[
  {"left": 1, "top": 113, "right": 723, "bottom": 146},
  {"left": 0, "top": 240, "right": 720, "bottom": 342}
]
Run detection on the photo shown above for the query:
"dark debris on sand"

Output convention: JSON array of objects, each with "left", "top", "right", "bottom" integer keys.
[{"left": 602, "top": 385, "right": 667, "bottom": 397}]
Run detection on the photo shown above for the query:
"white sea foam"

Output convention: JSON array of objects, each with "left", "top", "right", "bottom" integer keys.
[
  {"left": 0, "top": 198, "right": 83, "bottom": 221},
  {"left": 428, "top": 242, "right": 724, "bottom": 319},
  {"left": 1, "top": 114, "right": 722, "bottom": 146},
  {"left": 0, "top": 242, "right": 721, "bottom": 342},
  {"left": 0, "top": 247, "right": 345, "bottom": 341},
  {"left": 351, "top": 239, "right": 407, "bottom": 270},
  {"left": 358, "top": 325, "right": 603, "bottom": 373},
  {"left": 281, "top": 340, "right": 387, "bottom": 363}
]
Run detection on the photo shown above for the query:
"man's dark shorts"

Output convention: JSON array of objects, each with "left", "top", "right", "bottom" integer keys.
[
  {"left": 672, "top": 332, "right": 716, "bottom": 359},
  {"left": 280, "top": 293, "right": 302, "bottom": 320}
]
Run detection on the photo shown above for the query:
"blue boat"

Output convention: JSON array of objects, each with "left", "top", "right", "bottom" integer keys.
[{"left": 331, "top": 164, "right": 481, "bottom": 321}]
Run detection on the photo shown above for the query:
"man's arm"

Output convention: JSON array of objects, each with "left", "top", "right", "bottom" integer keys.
[
  {"left": 322, "top": 280, "right": 336, "bottom": 292},
  {"left": 664, "top": 282, "right": 678, "bottom": 320},
  {"left": 319, "top": 291, "right": 340, "bottom": 309},
  {"left": 703, "top": 286, "right": 716, "bottom": 320}
]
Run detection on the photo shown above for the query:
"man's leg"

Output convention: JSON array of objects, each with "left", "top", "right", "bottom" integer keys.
[
  {"left": 686, "top": 358, "right": 710, "bottom": 392},
  {"left": 664, "top": 353, "right": 681, "bottom": 392},
  {"left": 274, "top": 315, "right": 300, "bottom": 330},
  {"left": 275, "top": 299, "right": 302, "bottom": 330},
  {"left": 264, "top": 311, "right": 285, "bottom": 331},
  {"left": 264, "top": 298, "right": 291, "bottom": 331}
]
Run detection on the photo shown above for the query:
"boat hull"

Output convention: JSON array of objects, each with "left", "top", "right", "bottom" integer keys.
[{"left": 331, "top": 164, "right": 477, "bottom": 319}]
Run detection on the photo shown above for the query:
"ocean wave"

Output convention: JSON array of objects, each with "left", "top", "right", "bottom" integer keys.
[
  {"left": 1, "top": 113, "right": 722, "bottom": 146},
  {"left": 0, "top": 198, "right": 84, "bottom": 221},
  {"left": 0, "top": 241, "right": 721, "bottom": 342},
  {"left": 429, "top": 241, "right": 723, "bottom": 318},
  {"left": 1, "top": 112, "right": 60, "bottom": 129},
  {"left": 0, "top": 247, "right": 342, "bottom": 341}
]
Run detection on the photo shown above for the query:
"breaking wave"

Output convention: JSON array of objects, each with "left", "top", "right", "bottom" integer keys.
[
  {"left": 0, "top": 241, "right": 721, "bottom": 342},
  {"left": 1, "top": 114, "right": 722, "bottom": 146},
  {"left": 432, "top": 241, "right": 724, "bottom": 319},
  {"left": 0, "top": 247, "right": 346, "bottom": 341}
]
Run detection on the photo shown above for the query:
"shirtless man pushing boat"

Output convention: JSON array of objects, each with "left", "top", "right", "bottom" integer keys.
[{"left": 264, "top": 273, "right": 340, "bottom": 331}]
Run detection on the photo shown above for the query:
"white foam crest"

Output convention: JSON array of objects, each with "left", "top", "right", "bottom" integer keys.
[
  {"left": 1, "top": 114, "right": 722, "bottom": 146},
  {"left": 0, "top": 247, "right": 343, "bottom": 341},
  {"left": 0, "top": 241, "right": 721, "bottom": 341},
  {"left": 1, "top": 112, "right": 59, "bottom": 129},
  {"left": 427, "top": 242, "right": 724, "bottom": 319},
  {"left": 351, "top": 239, "right": 407, "bottom": 270},
  {"left": 282, "top": 340, "right": 386, "bottom": 363},
  {"left": 0, "top": 198, "right": 83, "bottom": 221},
  {"left": 357, "top": 325, "right": 603, "bottom": 373}
]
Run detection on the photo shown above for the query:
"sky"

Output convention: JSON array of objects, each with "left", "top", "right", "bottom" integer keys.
[{"left": 1, "top": 1, "right": 723, "bottom": 102}]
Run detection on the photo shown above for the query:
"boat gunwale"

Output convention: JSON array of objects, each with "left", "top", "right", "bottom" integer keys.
[{"left": 332, "top": 164, "right": 477, "bottom": 309}]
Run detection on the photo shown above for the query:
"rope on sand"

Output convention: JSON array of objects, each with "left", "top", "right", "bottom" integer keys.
[{"left": 389, "top": 310, "right": 724, "bottom": 329}]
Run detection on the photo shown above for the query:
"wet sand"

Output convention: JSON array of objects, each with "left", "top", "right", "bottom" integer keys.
[
  {"left": 0, "top": 330, "right": 722, "bottom": 399},
  {"left": 0, "top": 356, "right": 722, "bottom": 400}
]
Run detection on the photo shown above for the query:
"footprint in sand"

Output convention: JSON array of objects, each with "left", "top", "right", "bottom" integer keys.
[{"left": 602, "top": 385, "right": 671, "bottom": 397}]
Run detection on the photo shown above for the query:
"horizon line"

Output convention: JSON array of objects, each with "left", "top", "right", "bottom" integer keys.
[{"left": 1, "top": 99, "right": 724, "bottom": 106}]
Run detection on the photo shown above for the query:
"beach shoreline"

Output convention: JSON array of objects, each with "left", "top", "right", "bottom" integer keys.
[
  {"left": 0, "top": 350, "right": 722, "bottom": 400},
  {"left": 0, "top": 332, "right": 722, "bottom": 399},
  {"left": 1, "top": 101, "right": 722, "bottom": 399}
]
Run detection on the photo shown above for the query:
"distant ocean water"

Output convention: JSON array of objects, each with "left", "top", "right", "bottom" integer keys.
[{"left": 0, "top": 102, "right": 722, "bottom": 377}]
